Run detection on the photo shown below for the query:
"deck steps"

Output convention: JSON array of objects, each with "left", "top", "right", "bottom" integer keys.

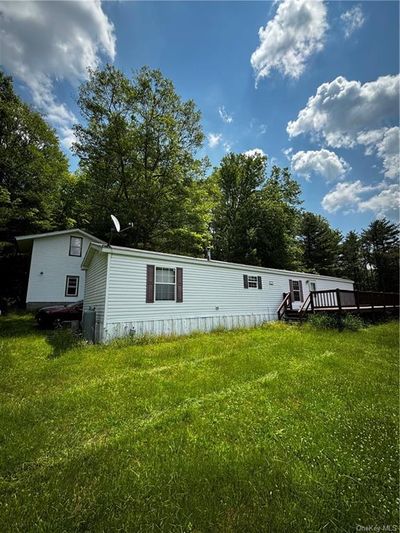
[{"left": 283, "top": 310, "right": 304, "bottom": 323}]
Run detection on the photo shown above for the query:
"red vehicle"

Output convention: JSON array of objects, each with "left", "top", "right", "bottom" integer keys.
[{"left": 35, "top": 301, "right": 83, "bottom": 329}]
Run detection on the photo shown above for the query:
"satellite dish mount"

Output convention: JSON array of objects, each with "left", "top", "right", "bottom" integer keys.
[{"left": 108, "top": 214, "right": 133, "bottom": 245}]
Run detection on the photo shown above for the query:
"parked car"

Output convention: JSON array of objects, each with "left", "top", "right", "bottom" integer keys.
[{"left": 36, "top": 301, "right": 83, "bottom": 328}]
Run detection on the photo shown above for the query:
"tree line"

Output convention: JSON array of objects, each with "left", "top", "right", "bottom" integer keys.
[{"left": 0, "top": 67, "right": 398, "bottom": 305}]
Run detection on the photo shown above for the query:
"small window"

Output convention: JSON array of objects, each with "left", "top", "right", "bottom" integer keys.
[
  {"left": 69, "top": 236, "right": 82, "bottom": 257},
  {"left": 292, "top": 280, "right": 301, "bottom": 302},
  {"left": 248, "top": 275, "right": 258, "bottom": 288},
  {"left": 309, "top": 281, "right": 316, "bottom": 292},
  {"left": 155, "top": 267, "right": 176, "bottom": 301},
  {"left": 65, "top": 276, "right": 79, "bottom": 297}
]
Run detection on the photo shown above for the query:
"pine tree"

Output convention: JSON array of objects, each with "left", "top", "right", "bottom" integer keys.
[
  {"left": 299, "top": 212, "right": 342, "bottom": 276},
  {"left": 361, "top": 218, "right": 399, "bottom": 292}
]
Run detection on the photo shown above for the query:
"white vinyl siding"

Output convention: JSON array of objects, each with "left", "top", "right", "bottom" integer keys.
[
  {"left": 83, "top": 252, "right": 108, "bottom": 323},
  {"left": 86, "top": 249, "right": 354, "bottom": 342},
  {"left": 26, "top": 234, "right": 92, "bottom": 305}
]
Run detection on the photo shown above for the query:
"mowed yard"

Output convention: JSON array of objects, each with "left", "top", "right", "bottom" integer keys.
[{"left": 0, "top": 316, "right": 398, "bottom": 532}]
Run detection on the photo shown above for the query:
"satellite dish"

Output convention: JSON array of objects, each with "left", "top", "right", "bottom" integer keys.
[{"left": 111, "top": 214, "right": 120, "bottom": 233}]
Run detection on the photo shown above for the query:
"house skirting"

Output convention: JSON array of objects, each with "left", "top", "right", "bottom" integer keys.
[{"left": 103, "top": 312, "right": 275, "bottom": 342}]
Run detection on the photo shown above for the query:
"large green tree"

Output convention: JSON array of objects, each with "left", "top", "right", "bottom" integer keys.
[
  {"left": 257, "top": 165, "right": 302, "bottom": 269},
  {"left": 211, "top": 153, "right": 301, "bottom": 267},
  {"left": 338, "top": 231, "right": 368, "bottom": 289},
  {"left": 211, "top": 152, "right": 267, "bottom": 264},
  {"left": 299, "top": 212, "right": 342, "bottom": 276},
  {"left": 361, "top": 218, "right": 399, "bottom": 292},
  {"left": 0, "top": 71, "right": 69, "bottom": 246},
  {"left": 73, "top": 65, "right": 210, "bottom": 255}
]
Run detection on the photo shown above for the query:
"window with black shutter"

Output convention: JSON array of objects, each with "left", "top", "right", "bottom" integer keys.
[
  {"left": 155, "top": 267, "right": 176, "bottom": 301},
  {"left": 244, "top": 274, "right": 262, "bottom": 289},
  {"left": 290, "top": 280, "right": 303, "bottom": 302},
  {"left": 146, "top": 266, "right": 183, "bottom": 302}
]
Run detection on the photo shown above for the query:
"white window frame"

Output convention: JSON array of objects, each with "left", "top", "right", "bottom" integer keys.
[
  {"left": 155, "top": 267, "right": 176, "bottom": 301},
  {"left": 248, "top": 275, "right": 258, "bottom": 288},
  {"left": 309, "top": 281, "right": 316, "bottom": 292},
  {"left": 69, "top": 236, "right": 83, "bottom": 257},
  {"left": 65, "top": 275, "right": 79, "bottom": 297}
]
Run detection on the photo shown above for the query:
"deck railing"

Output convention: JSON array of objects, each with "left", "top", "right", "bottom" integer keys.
[
  {"left": 277, "top": 289, "right": 399, "bottom": 320},
  {"left": 310, "top": 289, "right": 399, "bottom": 312},
  {"left": 277, "top": 292, "right": 292, "bottom": 320}
]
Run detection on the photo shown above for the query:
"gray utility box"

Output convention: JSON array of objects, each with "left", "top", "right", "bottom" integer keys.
[{"left": 82, "top": 310, "right": 96, "bottom": 343}]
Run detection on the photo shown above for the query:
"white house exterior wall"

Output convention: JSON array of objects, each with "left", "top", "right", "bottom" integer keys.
[
  {"left": 26, "top": 234, "right": 93, "bottom": 309},
  {"left": 94, "top": 250, "right": 353, "bottom": 342},
  {"left": 83, "top": 252, "right": 108, "bottom": 342}
]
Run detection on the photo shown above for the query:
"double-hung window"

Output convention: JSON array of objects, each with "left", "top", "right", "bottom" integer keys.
[
  {"left": 155, "top": 267, "right": 176, "bottom": 301},
  {"left": 243, "top": 274, "right": 262, "bottom": 289},
  {"left": 69, "top": 236, "right": 82, "bottom": 257},
  {"left": 65, "top": 276, "right": 79, "bottom": 297},
  {"left": 248, "top": 275, "right": 258, "bottom": 288}
]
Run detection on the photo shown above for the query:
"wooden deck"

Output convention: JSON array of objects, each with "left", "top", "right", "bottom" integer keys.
[{"left": 278, "top": 289, "right": 399, "bottom": 321}]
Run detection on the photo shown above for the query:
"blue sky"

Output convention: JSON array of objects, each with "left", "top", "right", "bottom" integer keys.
[{"left": 1, "top": 0, "right": 399, "bottom": 235}]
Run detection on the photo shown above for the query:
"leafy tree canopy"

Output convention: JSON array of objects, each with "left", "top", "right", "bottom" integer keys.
[
  {"left": 211, "top": 153, "right": 302, "bottom": 268},
  {"left": 0, "top": 71, "right": 69, "bottom": 247},
  {"left": 73, "top": 65, "right": 210, "bottom": 256}
]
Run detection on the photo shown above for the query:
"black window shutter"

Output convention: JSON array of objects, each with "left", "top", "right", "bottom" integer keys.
[
  {"left": 176, "top": 267, "right": 183, "bottom": 303},
  {"left": 289, "top": 279, "right": 294, "bottom": 300},
  {"left": 299, "top": 280, "right": 304, "bottom": 302},
  {"left": 243, "top": 274, "right": 249, "bottom": 289},
  {"left": 257, "top": 276, "right": 262, "bottom": 289},
  {"left": 146, "top": 265, "right": 155, "bottom": 303}
]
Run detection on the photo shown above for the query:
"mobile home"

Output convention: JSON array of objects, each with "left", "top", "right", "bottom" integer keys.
[{"left": 81, "top": 243, "right": 354, "bottom": 343}]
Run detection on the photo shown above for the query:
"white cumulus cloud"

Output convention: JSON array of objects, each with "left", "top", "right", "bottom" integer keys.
[
  {"left": 357, "top": 127, "right": 400, "bottom": 179},
  {"left": 287, "top": 75, "right": 399, "bottom": 146},
  {"left": 287, "top": 75, "right": 400, "bottom": 178},
  {"left": 243, "top": 148, "right": 266, "bottom": 158},
  {"left": 341, "top": 5, "right": 365, "bottom": 39},
  {"left": 358, "top": 183, "right": 400, "bottom": 218},
  {"left": 218, "top": 106, "right": 233, "bottom": 124},
  {"left": 322, "top": 180, "right": 399, "bottom": 219},
  {"left": 0, "top": 0, "right": 116, "bottom": 147},
  {"left": 250, "top": 0, "right": 328, "bottom": 83},
  {"left": 208, "top": 133, "right": 223, "bottom": 148},
  {"left": 321, "top": 180, "right": 375, "bottom": 213},
  {"left": 291, "top": 149, "right": 350, "bottom": 181}
]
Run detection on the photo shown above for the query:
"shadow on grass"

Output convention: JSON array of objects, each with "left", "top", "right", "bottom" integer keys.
[{"left": 46, "top": 328, "right": 84, "bottom": 359}]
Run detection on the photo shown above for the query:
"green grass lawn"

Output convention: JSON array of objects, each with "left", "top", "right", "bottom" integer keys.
[{"left": 0, "top": 316, "right": 398, "bottom": 532}]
